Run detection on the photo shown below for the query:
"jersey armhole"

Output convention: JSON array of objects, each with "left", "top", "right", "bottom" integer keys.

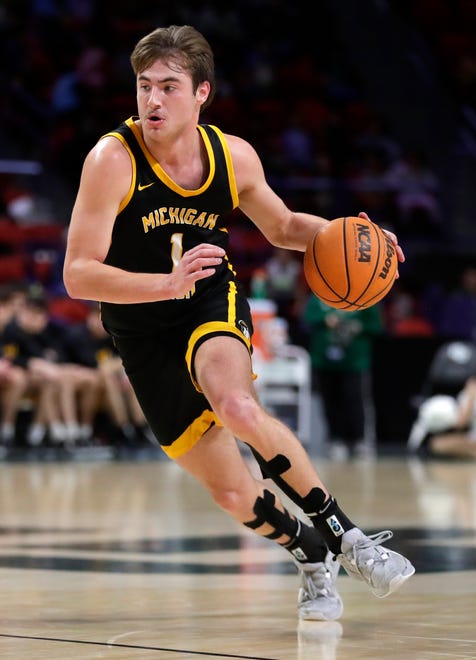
[
  {"left": 207, "top": 125, "right": 239, "bottom": 209},
  {"left": 99, "top": 132, "right": 137, "bottom": 213}
]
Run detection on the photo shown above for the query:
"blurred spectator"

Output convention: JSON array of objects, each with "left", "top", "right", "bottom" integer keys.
[
  {"left": 352, "top": 115, "right": 402, "bottom": 165},
  {"left": 347, "top": 148, "right": 395, "bottom": 226},
  {"left": 61, "top": 305, "right": 154, "bottom": 446},
  {"left": 0, "top": 174, "right": 56, "bottom": 228},
  {"left": 279, "top": 111, "right": 315, "bottom": 172},
  {"left": 303, "top": 296, "right": 384, "bottom": 459},
  {"left": 385, "top": 286, "right": 435, "bottom": 337},
  {"left": 408, "top": 377, "right": 476, "bottom": 459},
  {"left": 262, "top": 247, "right": 303, "bottom": 342},
  {"left": 435, "top": 266, "right": 476, "bottom": 341},
  {"left": 2, "top": 291, "right": 99, "bottom": 446},
  {"left": 0, "top": 285, "right": 29, "bottom": 446},
  {"left": 50, "top": 42, "right": 110, "bottom": 115},
  {"left": 384, "top": 148, "right": 443, "bottom": 239}
]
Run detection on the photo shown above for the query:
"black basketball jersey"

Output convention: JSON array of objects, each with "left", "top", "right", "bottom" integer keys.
[{"left": 99, "top": 117, "right": 240, "bottom": 336}]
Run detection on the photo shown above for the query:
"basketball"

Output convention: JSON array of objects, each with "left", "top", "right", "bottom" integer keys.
[{"left": 303, "top": 216, "right": 398, "bottom": 311}]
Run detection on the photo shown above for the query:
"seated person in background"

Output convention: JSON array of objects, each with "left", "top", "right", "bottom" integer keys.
[
  {"left": 408, "top": 377, "right": 476, "bottom": 458},
  {"left": 2, "top": 291, "right": 100, "bottom": 446},
  {"left": 61, "top": 305, "right": 154, "bottom": 446},
  {"left": 0, "top": 285, "right": 29, "bottom": 445}
]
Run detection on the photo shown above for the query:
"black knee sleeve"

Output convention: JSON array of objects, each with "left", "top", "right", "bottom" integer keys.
[
  {"left": 250, "top": 446, "right": 291, "bottom": 480},
  {"left": 248, "top": 447, "right": 355, "bottom": 554},
  {"left": 301, "top": 486, "right": 329, "bottom": 515},
  {"left": 249, "top": 446, "right": 309, "bottom": 507},
  {"left": 244, "top": 488, "right": 297, "bottom": 540}
]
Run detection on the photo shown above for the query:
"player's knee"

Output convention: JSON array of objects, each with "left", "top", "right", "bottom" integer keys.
[
  {"left": 209, "top": 485, "right": 243, "bottom": 515},
  {"left": 214, "top": 391, "right": 261, "bottom": 435}
]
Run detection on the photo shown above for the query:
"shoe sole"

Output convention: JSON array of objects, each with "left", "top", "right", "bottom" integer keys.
[
  {"left": 373, "top": 565, "right": 416, "bottom": 598},
  {"left": 299, "top": 608, "right": 343, "bottom": 622}
]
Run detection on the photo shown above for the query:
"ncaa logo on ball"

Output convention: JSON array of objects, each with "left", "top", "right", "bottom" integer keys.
[
  {"left": 326, "top": 514, "right": 344, "bottom": 537},
  {"left": 356, "top": 222, "right": 371, "bottom": 263}
]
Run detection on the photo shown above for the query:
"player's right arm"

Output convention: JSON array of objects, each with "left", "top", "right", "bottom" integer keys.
[{"left": 63, "top": 137, "right": 224, "bottom": 304}]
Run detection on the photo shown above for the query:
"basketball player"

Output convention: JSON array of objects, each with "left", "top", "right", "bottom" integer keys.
[{"left": 64, "top": 25, "right": 414, "bottom": 621}]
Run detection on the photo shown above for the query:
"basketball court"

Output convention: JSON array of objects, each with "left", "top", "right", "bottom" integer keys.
[{"left": 0, "top": 446, "right": 474, "bottom": 659}]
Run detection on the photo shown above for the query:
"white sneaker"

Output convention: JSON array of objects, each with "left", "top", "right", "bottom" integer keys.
[
  {"left": 337, "top": 528, "right": 415, "bottom": 598},
  {"left": 0, "top": 423, "right": 14, "bottom": 445},
  {"left": 64, "top": 422, "right": 81, "bottom": 446},
  {"left": 49, "top": 421, "right": 66, "bottom": 444},
  {"left": 27, "top": 423, "right": 46, "bottom": 446},
  {"left": 297, "top": 551, "right": 343, "bottom": 620}
]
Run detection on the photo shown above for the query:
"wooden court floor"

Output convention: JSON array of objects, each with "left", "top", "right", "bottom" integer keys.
[{"left": 0, "top": 448, "right": 475, "bottom": 659}]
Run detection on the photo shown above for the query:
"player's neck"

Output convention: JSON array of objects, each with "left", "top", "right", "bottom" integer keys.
[
  {"left": 146, "top": 126, "right": 208, "bottom": 189},
  {"left": 141, "top": 122, "right": 198, "bottom": 162}
]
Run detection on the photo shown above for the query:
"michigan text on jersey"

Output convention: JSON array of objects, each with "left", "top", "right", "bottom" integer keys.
[{"left": 142, "top": 208, "right": 219, "bottom": 232}]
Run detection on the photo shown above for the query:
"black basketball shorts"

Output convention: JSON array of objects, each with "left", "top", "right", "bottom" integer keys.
[{"left": 112, "top": 283, "right": 253, "bottom": 459}]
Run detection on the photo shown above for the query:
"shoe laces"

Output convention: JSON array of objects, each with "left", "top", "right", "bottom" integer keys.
[
  {"left": 346, "top": 530, "right": 394, "bottom": 569},
  {"left": 301, "top": 563, "right": 334, "bottom": 599}
]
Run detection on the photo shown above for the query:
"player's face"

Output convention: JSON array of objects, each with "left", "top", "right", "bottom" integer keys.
[{"left": 136, "top": 59, "right": 209, "bottom": 141}]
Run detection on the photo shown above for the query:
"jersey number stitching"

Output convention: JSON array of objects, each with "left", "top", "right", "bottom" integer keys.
[{"left": 171, "top": 233, "right": 194, "bottom": 299}]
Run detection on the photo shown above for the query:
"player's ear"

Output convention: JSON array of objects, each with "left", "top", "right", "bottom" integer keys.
[{"left": 196, "top": 81, "right": 210, "bottom": 106}]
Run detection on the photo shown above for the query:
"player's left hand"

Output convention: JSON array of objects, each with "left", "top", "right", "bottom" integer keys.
[
  {"left": 358, "top": 211, "right": 404, "bottom": 263},
  {"left": 358, "top": 211, "right": 404, "bottom": 280}
]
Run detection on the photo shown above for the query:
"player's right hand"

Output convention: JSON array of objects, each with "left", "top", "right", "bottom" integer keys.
[{"left": 167, "top": 243, "right": 225, "bottom": 299}]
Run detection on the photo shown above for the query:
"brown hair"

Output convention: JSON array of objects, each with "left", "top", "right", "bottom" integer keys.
[{"left": 130, "top": 25, "right": 215, "bottom": 111}]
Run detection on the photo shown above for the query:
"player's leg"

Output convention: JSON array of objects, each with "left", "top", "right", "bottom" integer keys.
[
  {"left": 113, "top": 328, "right": 342, "bottom": 620},
  {"left": 174, "top": 423, "right": 343, "bottom": 621},
  {"left": 194, "top": 335, "right": 415, "bottom": 598}
]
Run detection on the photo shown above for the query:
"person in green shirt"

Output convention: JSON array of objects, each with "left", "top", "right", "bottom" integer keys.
[{"left": 303, "top": 296, "right": 384, "bottom": 459}]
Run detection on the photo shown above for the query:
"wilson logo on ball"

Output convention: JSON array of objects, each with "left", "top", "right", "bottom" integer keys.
[{"left": 379, "top": 235, "right": 396, "bottom": 280}]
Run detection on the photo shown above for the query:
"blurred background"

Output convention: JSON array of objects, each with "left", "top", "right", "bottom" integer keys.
[{"left": 1, "top": 0, "right": 476, "bottom": 453}]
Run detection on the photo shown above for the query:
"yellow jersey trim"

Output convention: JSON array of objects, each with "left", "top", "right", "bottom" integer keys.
[
  {"left": 162, "top": 409, "right": 222, "bottom": 459},
  {"left": 207, "top": 124, "right": 239, "bottom": 209},
  {"left": 125, "top": 118, "right": 215, "bottom": 197},
  {"left": 100, "top": 130, "right": 137, "bottom": 214},
  {"left": 185, "top": 320, "right": 252, "bottom": 392}
]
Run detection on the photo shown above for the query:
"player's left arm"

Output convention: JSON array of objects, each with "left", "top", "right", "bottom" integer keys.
[
  {"left": 228, "top": 133, "right": 404, "bottom": 263},
  {"left": 228, "top": 134, "right": 328, "bottom": 251}
]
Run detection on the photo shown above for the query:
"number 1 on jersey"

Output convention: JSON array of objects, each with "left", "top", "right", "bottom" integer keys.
[{"left": 171, "top": 233, "right": 194, "bottom": 299}]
